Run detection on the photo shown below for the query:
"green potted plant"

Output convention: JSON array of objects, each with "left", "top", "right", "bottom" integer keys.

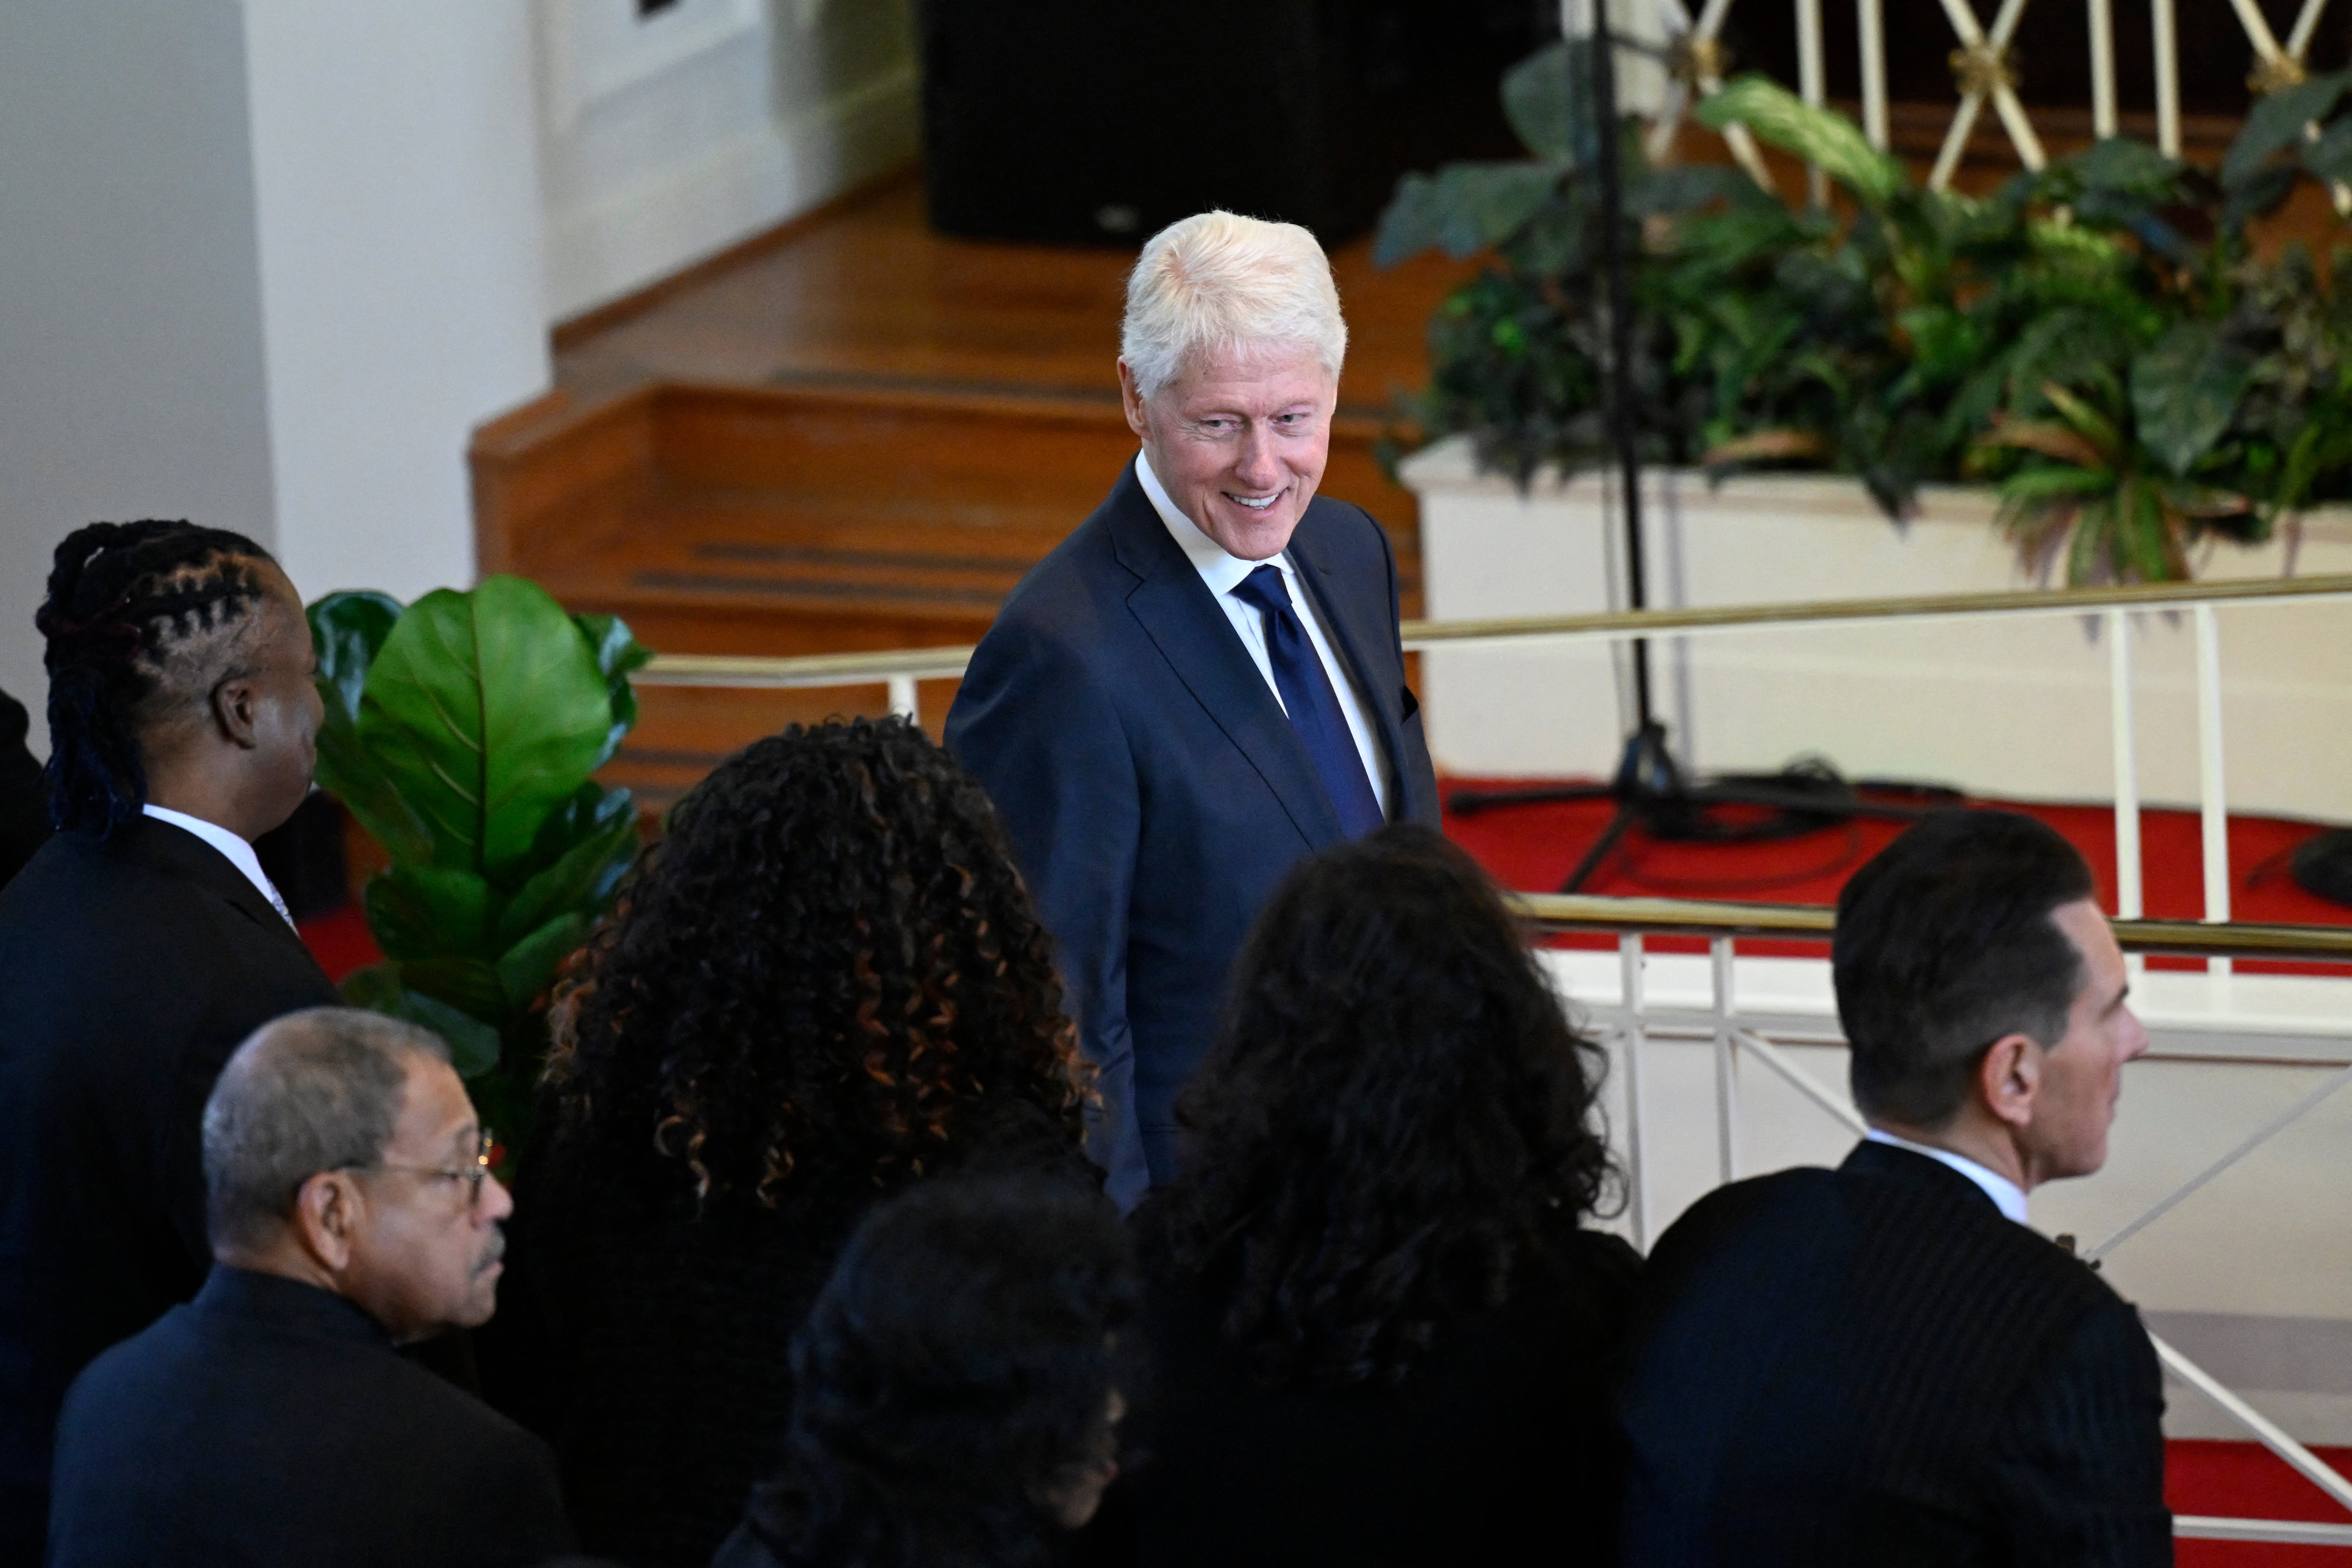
[
  {"left": 307, "top": 576, "right": 649, "bottom": 1140},
  {"left": 1377, "top": 44, "right": 2352, "bottom": 583}
]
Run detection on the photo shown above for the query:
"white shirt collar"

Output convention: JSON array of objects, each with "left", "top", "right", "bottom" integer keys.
[
  {"left": 142, "top": 803, "right": 294, "bottom": 927},
  {"left": 1865, "top": 1128, "right": 2030, "bottom": 1225},
  {"left": 1135, "top": 450, "right": 1295, "bottom": 596}
]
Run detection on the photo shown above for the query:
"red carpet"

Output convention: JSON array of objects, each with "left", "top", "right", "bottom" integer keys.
[
  {"left": 296, "top": 902, "right": 381, "bottom": 984},
  {"left": 2170, "top": 1441, "right": 2352, "bottom": 1563},
  {"left": 1439, "top": 778, "right": 2352, "bottom": 967}
]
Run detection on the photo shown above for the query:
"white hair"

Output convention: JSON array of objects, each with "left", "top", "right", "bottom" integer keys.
[{"left": 1120, "top": 211, "right": 1347, "bottom": 400}]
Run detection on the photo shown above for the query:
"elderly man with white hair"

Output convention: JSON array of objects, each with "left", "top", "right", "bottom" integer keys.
[{"left": 946, "top": 211, "right": 1439, "bottom": 1207}]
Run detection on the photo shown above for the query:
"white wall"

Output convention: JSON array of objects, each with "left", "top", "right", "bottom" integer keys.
[
  {"left": 536, "top": 0, "right": 920, "bottom": 322},
  {"left": 0, "top": 0, "right": 279, "bottom": 724},
  {"left": 0, "top": 0, "right": 553, "bottom": 745},
  {"left": 242, "top": 2, "right": 553, "bottom": 604}
]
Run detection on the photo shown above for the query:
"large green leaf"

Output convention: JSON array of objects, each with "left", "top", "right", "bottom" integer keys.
[
  {"left": 571, "top": 612, "right": 649, "bottom": 770},
  {"left": 1501, "top": 39, "right": 1594, "bottom": 164},
  {"left": 363, "top": 864, "right": 491, "bottom": 962},
  {"left": 2071, "top": 136, "right": 2182, "bottom": 196},
  {"left": 310, "top": 696, "right": 435, "bottom": 866},
  {"left": 2132, "top": 322, "right": 2256, "bottom": 476},
  {"left": 1697, "top": 76, "right": 1903, "bottom": 207},
  {"left": 496, "top": 911, "right": 589, "bottom": 1012},
  {"left": 496, "top": 801, "right": 637, "bottom": 945},
  {"left": 356, "top": 576, "right": 615, "bottom": 876},
  {"left": 399, "top": 955, "right": 510, "bottom": 1025},
  {"left": 2303, "top": 117, "right": 2352, "bottom": 184},
  {"left": 1375, "top": 162, "right": 1566, "bottom": 266},
  {"left": 2223, "top": 69, "right": 2352, "bottom": 186},
  {"left": 338, "top": 963, "right": 501, "bottom": 1078},
  {"left": 309, "top": 591, "right": 405, "bottom": 726}
]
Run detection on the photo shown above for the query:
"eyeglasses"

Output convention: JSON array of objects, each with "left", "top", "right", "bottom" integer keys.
[{"left": 368, "top": 1128, "right": 496, "bottom": 1209}]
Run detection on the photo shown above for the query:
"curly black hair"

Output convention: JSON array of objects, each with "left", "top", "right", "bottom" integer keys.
[
  {"left": 729, "top": 1175, "right": 1136, "bottom": 1568},
  {"left": 36, "top": 520, "right": 278, "bottom": 834},
  {"left": 1160, "top": 821, "right": 1616, "bottom": 1389},
  {"left": 540, "top": 717, "right": 1088, "bottom": 1214}
]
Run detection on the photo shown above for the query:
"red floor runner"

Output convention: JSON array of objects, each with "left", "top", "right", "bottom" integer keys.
[
  {"left": 1439, "top": 777, "right": 2352, "bottom": 965},
  {"left": 2171, "top": 1441, "right": 2352, "bottom": 1563}
]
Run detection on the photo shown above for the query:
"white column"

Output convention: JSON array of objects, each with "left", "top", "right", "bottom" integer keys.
[
  {"left": 242, "top": 0, "right": 551, "bottom": 602},
  {"left": 0, "top": 0, "right": 277, "bottom": 723},
  {"left": 1797, "top": 0, "right": 1829, "bottom": 205},
  {"left": 2153, "top": 0, "right": 2182, "bottom": 156},
  {"left": 1858, "top": 0, "right": 1890, "bottom": 149},
  {"left": 0, "top": 0, "right": 553, "bottom": 723},
  {"left": 2090, "top": 0, "right": 2119, "bottom": 140}
]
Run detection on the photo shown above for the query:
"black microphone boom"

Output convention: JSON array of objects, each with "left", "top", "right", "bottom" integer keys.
[{"left": 1443, "top": 11, "right": 1940, "bottom": 889}]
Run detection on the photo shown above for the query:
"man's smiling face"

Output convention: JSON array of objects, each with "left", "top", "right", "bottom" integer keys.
[{"left": 1120, "top": 341, "right": 1337, "bottom": 561}]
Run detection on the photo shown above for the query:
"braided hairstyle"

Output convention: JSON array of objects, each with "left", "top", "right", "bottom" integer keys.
[
  {"left": 36, "top": 520, "right": 277, "bottom": 834},
  {"left": 541, "top": 716, "right": 1089, "bottom": 1217}
]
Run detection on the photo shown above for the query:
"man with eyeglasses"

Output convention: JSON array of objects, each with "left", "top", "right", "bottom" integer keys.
[{"left": 44, "top": 1008, "right": 578, "bottom": 1568}]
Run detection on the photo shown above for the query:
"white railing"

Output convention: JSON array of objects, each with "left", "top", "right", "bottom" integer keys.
[
  {"left": 1581, "top": 0, "right": 2341, "bottom": 177},
  {"left": 637, "top": 570, "right": 2352, "bottom": 1545},
  {"left": 639, "top": 571, "right": 2352, "bottom": 975}
]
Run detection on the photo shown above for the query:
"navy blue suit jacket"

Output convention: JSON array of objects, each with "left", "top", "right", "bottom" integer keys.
[{"left": 945, "top": 461, "right": 1439, "bottom": 1207}]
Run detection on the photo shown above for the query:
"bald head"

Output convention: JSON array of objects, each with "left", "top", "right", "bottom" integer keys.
[{"left": 202, "top": 1008, "right": 449, "bottom": 1254}]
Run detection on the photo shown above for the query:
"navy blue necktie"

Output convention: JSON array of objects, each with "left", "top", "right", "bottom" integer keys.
[{"left": 1231, "top": 565, "right": 1384, "bottom": 838}]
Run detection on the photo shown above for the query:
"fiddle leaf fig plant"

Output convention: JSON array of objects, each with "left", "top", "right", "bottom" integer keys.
[
  {"left": 1382, "top": 47, "right": 2352, "bottom": 583},
  {"left": 307, "top": 577, "right": 648, "bottom": 1135}
]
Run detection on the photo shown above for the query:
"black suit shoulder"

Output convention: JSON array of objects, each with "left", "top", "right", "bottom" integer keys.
[
  {"left": 52, "top": 1276, "right": 572, "bottom": 1568},
  {"left": 0, "top": 820, "right": 336, "bottom": 1553},
  {"left": 1617, "top": 1149, "right": 2166, "bottom": 1568}
]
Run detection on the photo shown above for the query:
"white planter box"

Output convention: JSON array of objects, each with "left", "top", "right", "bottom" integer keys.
[{"left": 1403, "top": 435, "right": 2352, "bottom": 821}]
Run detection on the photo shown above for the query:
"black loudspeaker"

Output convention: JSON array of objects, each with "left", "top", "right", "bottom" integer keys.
[{"left": 916, "top": 0, "right": 1557, "bottom": 247}]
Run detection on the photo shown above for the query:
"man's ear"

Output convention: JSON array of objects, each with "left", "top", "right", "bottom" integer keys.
[
  {"left": 209, "top": 674, "right": 262, "bottom": 752},
  {"left": 289, "top": 1170, "right": 362, "bottom": 1274},
  {"left": 1976, "top": 1033, "right": 2042, "bottom": 1133},
  {"left": 1117, "top": 359, "right": 1151, "bottom": 440}
]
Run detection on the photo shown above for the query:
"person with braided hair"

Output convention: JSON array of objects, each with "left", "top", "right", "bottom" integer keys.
[
  {"left": 0, "top": 520, "right": 334, "bottom": 1563},
  {"left": 475, "top": 716, "right": 1096, "bottom": 1568}
]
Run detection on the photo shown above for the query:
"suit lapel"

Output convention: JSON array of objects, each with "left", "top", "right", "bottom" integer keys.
[
  {"left": 1287, "top": 512, "right": 1421, "bottom": 820},
  {"left": 1106, "top": 468, "right": 1343, "bottom": 851},
  {"left": 121, "top": 817, "right": 320, "bottom": 965}
]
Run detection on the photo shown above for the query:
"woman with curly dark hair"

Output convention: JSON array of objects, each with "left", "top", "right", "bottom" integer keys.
[
  {"left": 713, "top": 1175, "right": 1135, "bottom": 1568},
  {"left": 478, "top": 717, "right": 1094, "bottom": 1568},
  {"left": 1121, "top": 821, "right": 1636, "bottom": 1566}
]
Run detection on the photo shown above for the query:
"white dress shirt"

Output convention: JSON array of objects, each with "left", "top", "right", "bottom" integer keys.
[
  {"left": 142, "top": 803, "right": 295, "bottom": 927},
  {"left": 1865, "top": 1127, "right": 2029, "bottom": 1224},
  {"left": 1134, "top": 451, "right": 1391, "bottom": 817}
]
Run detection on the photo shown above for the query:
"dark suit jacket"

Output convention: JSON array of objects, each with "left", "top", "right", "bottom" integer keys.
[
  {"left": 0, "top": 690, "right": 45, "bottom": 891},
  {"left": 47, "top": 1267, "right": 573, "bottom": 1568},
  {"left": 1122, "top": 1199, "right": 1640, "bottom": 1567},
  {"left": 1615, "top": 1140, "right": 2172, "bottom": 1568},
  {"left": 945, "top": 462, "right": 1440, "bottom": 1204},
  {"left": 0, "top": 818, "right": 336, "bottom": 1563}
]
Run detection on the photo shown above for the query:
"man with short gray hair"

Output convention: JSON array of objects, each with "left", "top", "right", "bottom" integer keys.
[
  {"left": 46, "top": 1008, "right": 575, "bottom": 1568},
  {"left": 947, "top": 210, "right": 1439, "bottom": 1205}
]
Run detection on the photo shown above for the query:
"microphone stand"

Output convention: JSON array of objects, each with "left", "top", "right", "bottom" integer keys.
[{"left": 1446, "top": 4, "right": 1936, "bottom": 890}]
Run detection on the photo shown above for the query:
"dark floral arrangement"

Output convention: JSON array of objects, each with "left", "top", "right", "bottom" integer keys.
[{"left": 1378, "top": 44, "right": 2352, "bottom": 582}]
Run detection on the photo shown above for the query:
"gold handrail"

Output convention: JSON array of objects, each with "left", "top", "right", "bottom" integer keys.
[
  {"left": 1507, "top": 891, "right": 2352, "bottom": 961},
  {"left": 635, "top": 572, "right": 2352, "bottom": 687}
]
